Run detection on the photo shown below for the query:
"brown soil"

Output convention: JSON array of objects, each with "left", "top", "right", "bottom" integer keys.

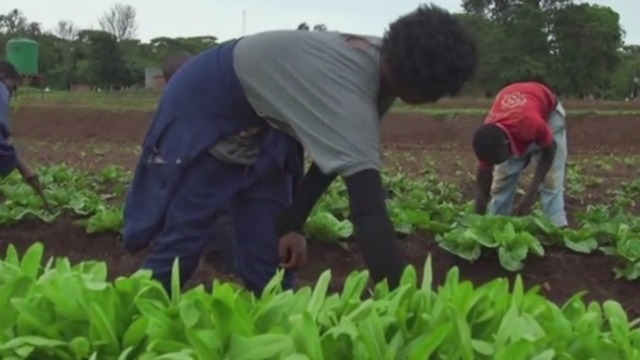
[
  {"left": 379, "top": 111, "right": 640, "bottom": 152},
  {"left": 11, "top": 106, "right": 640, "bottom": 150},
  {"left": 2, "top": 105, "right": 640, "bottom": 317}
]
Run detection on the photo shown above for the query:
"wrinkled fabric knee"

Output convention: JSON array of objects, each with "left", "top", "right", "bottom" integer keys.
[
  {"left": 233, "top": 180, "right": 295, "bottom": 296},
  {"left": 234, "top": 209, "right": 295, "bottom": 295},
  {"left": 142, "top": 236, "right": 207, "bottom": 294},
  {"left": 203, "top": 207, "right": 236, "bottom": 273},
  {"left": 138, "top": 154, "right": 246, "bottom": 293}
]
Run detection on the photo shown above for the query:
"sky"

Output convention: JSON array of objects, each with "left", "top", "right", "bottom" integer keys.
[{"left": 2, "top": 0, "right": 639, "bottom": 45}]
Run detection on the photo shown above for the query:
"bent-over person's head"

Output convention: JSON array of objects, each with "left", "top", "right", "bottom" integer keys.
[
  {"left": 0, "top": 61, "right": 20, "bottom": 95},
  {"left": 473, "top": 124, "right": 511, "bottom": 165},
  {"left": 162, "top": 50, "right": 192, "bottom": 83},
  {"left": 380, "top": 4, "right": 478, "bottom": 104}
]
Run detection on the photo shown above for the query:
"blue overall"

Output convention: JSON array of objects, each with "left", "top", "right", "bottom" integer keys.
[
  {"left": 203, "top": 207, "right": 236, "bottom": 274},
  {"left": 122, "top": 39, "right": 304, "bottom": 295},
  {"left": 0, "top": 82, "right": 17, "bottom": 178}
]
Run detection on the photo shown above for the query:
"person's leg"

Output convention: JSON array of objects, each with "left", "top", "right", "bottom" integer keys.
[
  {"left": 203, "top": 206, "right": 237, "bottom": 274},
  {"left": 231, "top": 172, "right": 295, "bottom": 295},
  {"left": 140, "top": 153, "right": 246, "bottom": 293},
  {"left": 536, "top": 104, "right": 568, "bottom": 227},
  {"left": 488, "top": 156, "right": 528, "bottom": 216}
]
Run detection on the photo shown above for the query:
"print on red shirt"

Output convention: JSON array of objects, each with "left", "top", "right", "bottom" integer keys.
[{"left": 477, "top": 82, "right": 557, "bottom": 169}]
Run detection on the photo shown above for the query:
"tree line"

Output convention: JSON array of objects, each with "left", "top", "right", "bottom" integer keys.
[
  {"left": 0, "top": 1, "right": 638, "bottom": 99},
  {"left": 460, "top": 0, "right": 639, "bottom": 99},
  {"left": 0, "top": 5, "right": 218, "bottom": 90}
]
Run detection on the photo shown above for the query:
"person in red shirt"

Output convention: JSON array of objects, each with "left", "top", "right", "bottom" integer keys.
[{"left": 472, "top": 81, "right": 568, "bottom": 227}]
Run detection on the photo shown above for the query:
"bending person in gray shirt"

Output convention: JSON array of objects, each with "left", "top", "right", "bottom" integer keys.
[{"left": 123, "top": 4, "right": 477, "bottom": 293}]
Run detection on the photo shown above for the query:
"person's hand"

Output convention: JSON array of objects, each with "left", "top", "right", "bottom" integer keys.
[
  {"left": 513, "top": 194, "right": 536, "bottom": 217},
  {"left": 278, "top": 231, "right": 307, "bottom": 270}
]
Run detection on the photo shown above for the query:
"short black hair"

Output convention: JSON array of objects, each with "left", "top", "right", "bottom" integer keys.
[
  {"left": 0, "top": 60, "right": 19, "bottom": 82},
  {"left": 472, "top": 124, "right": 508, "bottom": 163},
  {"left": 381, "top": 4, "right": 477, "bottom": 102}
]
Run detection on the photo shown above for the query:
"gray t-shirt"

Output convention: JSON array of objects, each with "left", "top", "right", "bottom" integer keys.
[{"left": 229, "top": 30, "right": 395, "bottom": 176}]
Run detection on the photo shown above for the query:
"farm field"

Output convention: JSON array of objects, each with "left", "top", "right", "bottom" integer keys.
[
  {"left": 2, "top": 100, "right": 640, "bottom": 358},
  {"left": 12, "top": 89, "right": 640, "bottom": 113}
]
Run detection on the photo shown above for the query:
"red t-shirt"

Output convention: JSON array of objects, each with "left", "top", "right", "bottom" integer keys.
[{"left": 477, "top": 82, "right": 557, "bottom": 169}]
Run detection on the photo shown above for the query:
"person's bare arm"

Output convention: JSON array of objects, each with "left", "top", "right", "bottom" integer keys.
[
  {"left": 475, "top": 166, "right": 493, "bottom": 214},
  {"left": 523, "top": 140, "right": 556, "bottom": 201},
  {"left": 15, "top": 155, "right": 36, "bottom": 179}
]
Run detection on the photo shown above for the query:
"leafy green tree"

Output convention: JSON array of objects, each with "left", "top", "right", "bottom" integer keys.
[
  {"left": 460, "top": 0, "right": 625, "bottom": 97},
  {"left": 77, "top": 30, "right": 128, "bottom": 89},
  {"left": 609, "top": 46, "right": 640, "bottom": 99},
  {"left": 0, "top": 3, "right": 634, "bottom": 98},
  {"left": 552, "top": 3, "right": 623, "bottom": 98}
]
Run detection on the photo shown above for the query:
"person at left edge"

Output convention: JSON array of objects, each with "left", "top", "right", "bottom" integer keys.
[
  {"left": 0, "top": 61, "right": 43, "bottom": 192},
  {"left": 122, "top": 4, "right": 478, "bottom": 294}
]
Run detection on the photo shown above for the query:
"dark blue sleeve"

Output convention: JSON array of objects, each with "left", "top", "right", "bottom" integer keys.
[
  {"left": 0, "top": 133, "right": 17, "bottom": 178},
  {"left": 0, "top": 83, "right": 10, "bottom": 131},
  {"left": 0, "top": 86, "right": 16, "bottom": 178}
]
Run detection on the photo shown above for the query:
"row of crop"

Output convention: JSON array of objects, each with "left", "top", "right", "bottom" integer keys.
[
  {"left": 313, "top": 173, "right": 640, "bottom": 281},
  {"left": 1, "top": 165, "right": 639, "bottom": 280},
  {"left": 0, "top": 165, "right": 463, "bottom": 236},
  {"left": 1, "top": 243, "right": 639, "bottom": 359}
]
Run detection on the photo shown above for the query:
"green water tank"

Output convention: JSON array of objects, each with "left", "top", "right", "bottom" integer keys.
[{"left": 5, "top": 38, "right": 39, "bottom": 76}]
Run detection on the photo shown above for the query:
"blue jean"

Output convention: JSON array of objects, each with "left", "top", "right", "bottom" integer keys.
[{"left": 488, "top": 102, "right": 568, "bottom": 226}]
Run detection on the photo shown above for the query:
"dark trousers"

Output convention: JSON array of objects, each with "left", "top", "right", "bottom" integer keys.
[{"left": 139, "top": 153, "right": 295, "bottom": 295}]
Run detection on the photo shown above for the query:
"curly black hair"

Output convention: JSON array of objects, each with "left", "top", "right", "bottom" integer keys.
[
  {"left": 382, "top": 4, "right": 477, "bottom": 102},
  {"left": 472, "top": 124, "right": 510, "bottom": 164},
  {"left": 0, "top": 60, "right": 19, "bottom": 82}
]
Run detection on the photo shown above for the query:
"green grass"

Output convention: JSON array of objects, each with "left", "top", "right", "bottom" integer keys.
[
  {"left": 13, "top": 89, "right": 160, "bottom": 112},
  {"left": 12, "top": 89, "right": 640, "bottom": 116}
]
